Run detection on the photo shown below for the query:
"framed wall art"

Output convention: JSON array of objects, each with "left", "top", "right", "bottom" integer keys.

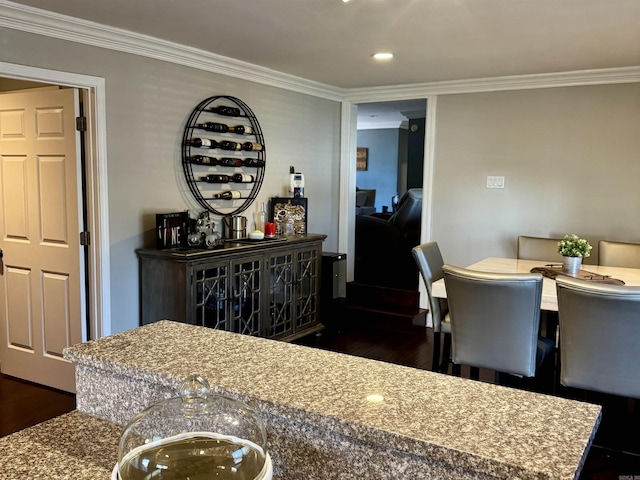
[
  {"left": 271, "top": 197, "right": 307, "bottom": 235},
  {"left": 356, "top": 147, "right": 368, "bottom": 171}
]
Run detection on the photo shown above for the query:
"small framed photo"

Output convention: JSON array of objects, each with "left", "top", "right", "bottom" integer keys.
[
  {"left": 356, "top": 147, "right": 368, "bottom": 171},
  {"left": 271, "top": 197, "right": 307, "bottom": 235}
]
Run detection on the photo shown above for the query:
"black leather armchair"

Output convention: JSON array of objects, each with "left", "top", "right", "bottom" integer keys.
[{"left": 354, "top": 189, "right": 422, "bottom": 290}]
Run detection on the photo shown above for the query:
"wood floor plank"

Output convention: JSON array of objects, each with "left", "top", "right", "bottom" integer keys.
[{"left": 0, "top": 374, "right": 76, "bottom": 437}]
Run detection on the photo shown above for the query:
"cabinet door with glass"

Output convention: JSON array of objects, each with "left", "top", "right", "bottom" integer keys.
[
  {"left": 194, "top": 260, "right": 232, "bottom": 331},
  {"left": 265, "top": 251, "right": 295, "bottom": 339},
  {"left": 294, "top": 247, "right": 320, "bottom": 332},
  {"left": 231, "top": 254, "right": 263, "bottom": 336}
]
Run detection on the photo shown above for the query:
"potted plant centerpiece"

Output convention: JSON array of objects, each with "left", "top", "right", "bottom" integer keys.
[{"left": 557, "top": 234, "right": 592, "bottom": 275}]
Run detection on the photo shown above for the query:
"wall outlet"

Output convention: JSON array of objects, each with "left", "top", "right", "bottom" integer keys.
[{"left": 486, "top": 175, "right": 505, "bottom": 189}]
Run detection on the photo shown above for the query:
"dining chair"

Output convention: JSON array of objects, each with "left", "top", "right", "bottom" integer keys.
[
  {"left": 517, "top": 235, "right": 563, "bottom": 262},
  {"left": 517, "top": 235, "right": 564, "bottom": 343},
  {"left": 555, "top": 276, "right": 640, "bottom": 398},
  {"left": 598, "top": 240, "right": 640, "bottom": 268},
  {"left": 442, "top": 265, "right": 555, "bottom": 380},
  {"left": 411, "top": 242, "right": 451, "bottom": 372}
]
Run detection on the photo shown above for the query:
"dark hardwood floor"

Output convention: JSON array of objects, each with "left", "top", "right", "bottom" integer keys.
[
  {"left": 0, "top": 374, "right": 76, "bottom": 437},
  {"left": 1, "top": 305, "right": 639, "bottom": 479}
]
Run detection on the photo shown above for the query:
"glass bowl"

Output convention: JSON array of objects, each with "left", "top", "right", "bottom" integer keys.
[{"left": 112, "top": 374, "right": 272, "bottom": 480}]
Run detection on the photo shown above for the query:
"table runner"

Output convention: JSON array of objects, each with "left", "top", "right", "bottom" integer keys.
[{"left": 530, "top": 265, "right": 625, "bottom": 285}]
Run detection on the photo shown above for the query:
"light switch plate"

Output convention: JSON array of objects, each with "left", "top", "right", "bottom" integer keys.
[{"left": 486, "top": 175, "right": 505, "bottom": 189}]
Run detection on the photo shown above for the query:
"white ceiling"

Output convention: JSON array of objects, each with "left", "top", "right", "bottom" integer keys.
[
  {"left": 356, "top": 99, "right": 426, "bottom": 129},
  {"left": 6, "top": 0, "right": 640, "bottom": 90}
]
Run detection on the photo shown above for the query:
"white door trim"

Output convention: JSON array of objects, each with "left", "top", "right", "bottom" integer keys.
[
  {"left": 338, "top": 103, "right": 357, "bottom": 281},
  {"left": 0, "top": 61, "right": 111, "bottom": 338}
]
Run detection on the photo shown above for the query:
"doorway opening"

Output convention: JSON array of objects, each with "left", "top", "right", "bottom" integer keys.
[{"left": 347, "top": 99, "right": 427, "bottom": 318}]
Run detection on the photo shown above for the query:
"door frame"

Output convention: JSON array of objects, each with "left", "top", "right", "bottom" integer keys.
[
  {"left": 0, "top": 61, "right": 111, "bottom": 339},
  {"left": 338, "top": 96, "right": 434, "bottom": 286}
]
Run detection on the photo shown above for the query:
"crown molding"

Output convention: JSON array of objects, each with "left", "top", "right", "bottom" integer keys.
[
  {"left": 343, "top": 66, "right": 640, "bottom": 103},
  {"left": 0, "top": 0, "right": 345, "bottom": 102},
  {"left": 358, "top": 120, "right": 407, "bottom": 130},
  {"left": 1, "top": 0, "right": 639, "bottom": 104}
]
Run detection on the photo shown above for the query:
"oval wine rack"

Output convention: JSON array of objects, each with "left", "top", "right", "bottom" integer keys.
[{"left": 182, "top": 95, "right": 265, "bottom": 216}]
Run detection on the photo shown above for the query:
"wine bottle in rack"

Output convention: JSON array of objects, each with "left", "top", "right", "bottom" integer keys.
[
  {"left": 189, "top": 137, "right": 217, "bottom": 149},
  {"left": 242, "top": 142, "right": 263, "bottom": 151},
  {"left": 242, "top": 158, "right": 265, "bottom": 167},
  {"left": 189, "top": 155, "right": 218, "bottom": 165},
  {"left": 218, "top": 158, "right": 244, "bottom": 167},
  {"left": 197, "top": 122, "right": 229, "bottom": 133},
  {"left": 210, "top": 105, "right": 242, "bottom": 117},
  {"left": 200, "top": 174, "right": 231, "bottom": 183},
  {"left": 219, "top": 140, "right": 242, "bottom": 151},
  {"left": 228, "top": 125, "right": 253, "bottom": 135},
  {"left": 232, "top": 173, "right": 255, "bottom": 183},
  {"left": 213, "top": 190, "right": 242, "bottom": 200}
]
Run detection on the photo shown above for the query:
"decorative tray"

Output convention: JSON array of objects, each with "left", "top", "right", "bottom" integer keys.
[{"left": 530, "top": 265, "right": 625, "bottom": 285}]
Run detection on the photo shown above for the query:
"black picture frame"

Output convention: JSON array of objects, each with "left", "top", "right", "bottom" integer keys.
[{"left": 271, "top": 197, "right": 308, "bottom": 235}]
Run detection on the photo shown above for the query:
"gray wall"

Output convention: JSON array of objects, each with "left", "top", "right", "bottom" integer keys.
[
  {"left": 432, "top": 83, "right": 640, "bottom": 267},
  {"left": 356, "top": 128, "right": 401, "bottom": 212},
  {"left": 0, "top": 28, "right": 341, "bottom": 334}
]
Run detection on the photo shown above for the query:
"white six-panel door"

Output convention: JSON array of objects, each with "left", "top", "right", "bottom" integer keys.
[{"left": 0, "top": 87, "right": 84, "bottom": 393}]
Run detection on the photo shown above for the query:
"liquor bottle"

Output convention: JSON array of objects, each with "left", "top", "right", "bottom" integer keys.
[
  {"left": 228, "top": 125, "right": 253, "bottom": 135},
  {"left": 218, "top": 158, "right": 244, "bottom": 167},
  {"left": 211, "top": 105, "right": 242, "bottom": 117},
  {"left": 198, "top": 122, "right": 228, "bottom": 133},
  {"left": 253, "top": 202, "right": 266, "bottom": 232},
  {"left": 219, "top": 140, "right": 242, "bottom": 151},
  {"left": 189, "top": 137, "right": 217, "bottom": 148},
  {"left": 232, "top": 173, "right": 255, "bottom": 183},
  {"left": 213, "top": 190, "right": 242, "bottom": 199},
  {"left": 242, "top": 158, "right": 265, "bottom": 167},
  {"left": 189, "top": 155, "right": 217, "bottom": 165},
  {"left": 242, "top": 142, "right": 263, "bottom": 151},
  {"left": 200, "top": 174, "right": 230, "bottom": 183}
]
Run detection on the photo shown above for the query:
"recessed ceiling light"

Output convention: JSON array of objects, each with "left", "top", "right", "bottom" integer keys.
[{"left": 372, "top": 52, "right": 394, "bottom": 60}]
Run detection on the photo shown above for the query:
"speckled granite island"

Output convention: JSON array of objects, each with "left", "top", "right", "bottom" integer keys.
[{"left": 4, "top": 321, "right": 601, "bottom": 479}]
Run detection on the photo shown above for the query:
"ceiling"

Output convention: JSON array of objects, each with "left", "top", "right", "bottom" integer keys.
[
  {"left": 356, "top": 99, "right": 426, "bottom": 129},
  {"left": 6, "top": 0, "right": 640, "bottom": 90}
]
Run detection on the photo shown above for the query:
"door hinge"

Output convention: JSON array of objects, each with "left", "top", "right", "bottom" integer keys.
[
  {"left": 80, "top": 231, "right": 90, "bottom": 246},
  {"left": 76, "top": 116, "right": 87, "bottom": 131}
]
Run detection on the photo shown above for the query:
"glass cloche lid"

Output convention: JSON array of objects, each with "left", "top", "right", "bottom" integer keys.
[{"left": 114, "top": 374, "right": 272, "bottom": 480}]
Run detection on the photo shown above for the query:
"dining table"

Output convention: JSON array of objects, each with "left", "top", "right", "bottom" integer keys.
[{"left": 431, "top": 257, "right": 640, "bottom": 311}]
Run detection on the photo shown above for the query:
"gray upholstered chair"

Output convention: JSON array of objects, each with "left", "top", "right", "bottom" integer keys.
[
  {"left": 442, "top": 265, "right": 555, "bottom": 379},
  {"left": 555, "top": 277, "right": 640, "bottom": 398},
  {"left": 517, "top": 236, "right": 565, "bottom": 341},
  {"left": 517, "top": 235, "right": 563, "bottom": 262},
  {"left": 598, "top": 240, "right": 640, "bottom": 268},
  {"left": 412, "top": 242, "right": 451, "bottom": 372}
]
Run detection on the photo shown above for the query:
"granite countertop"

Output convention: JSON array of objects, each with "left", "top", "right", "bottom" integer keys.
[
  {"left": 0, "top": 411, "right": 118, "bottom": 480},
  {"left": 0, "top": 410, "right": 282, "bottom": 480},
  {"left": 65, "top": 321, "right": 601, "bottom": 480}
]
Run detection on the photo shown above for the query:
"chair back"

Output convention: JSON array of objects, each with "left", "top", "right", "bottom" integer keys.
[
  {"left": 412, "top": 242, "right": 448, "bottom": 332},
  {"left": 598, "top": 240, "right": 640, "bottom": 268},
  {"left": 442, "top": 265, "right": 543, "bottom": 377},
  {"left": 389, "top": 189, "right": 422, "bottom": 238},
  {"left": 556, "top": 276, "right": 640, "bottom": 398},
  {"left": 517, "top": 236, "right": 563, "bottom": 262}
]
